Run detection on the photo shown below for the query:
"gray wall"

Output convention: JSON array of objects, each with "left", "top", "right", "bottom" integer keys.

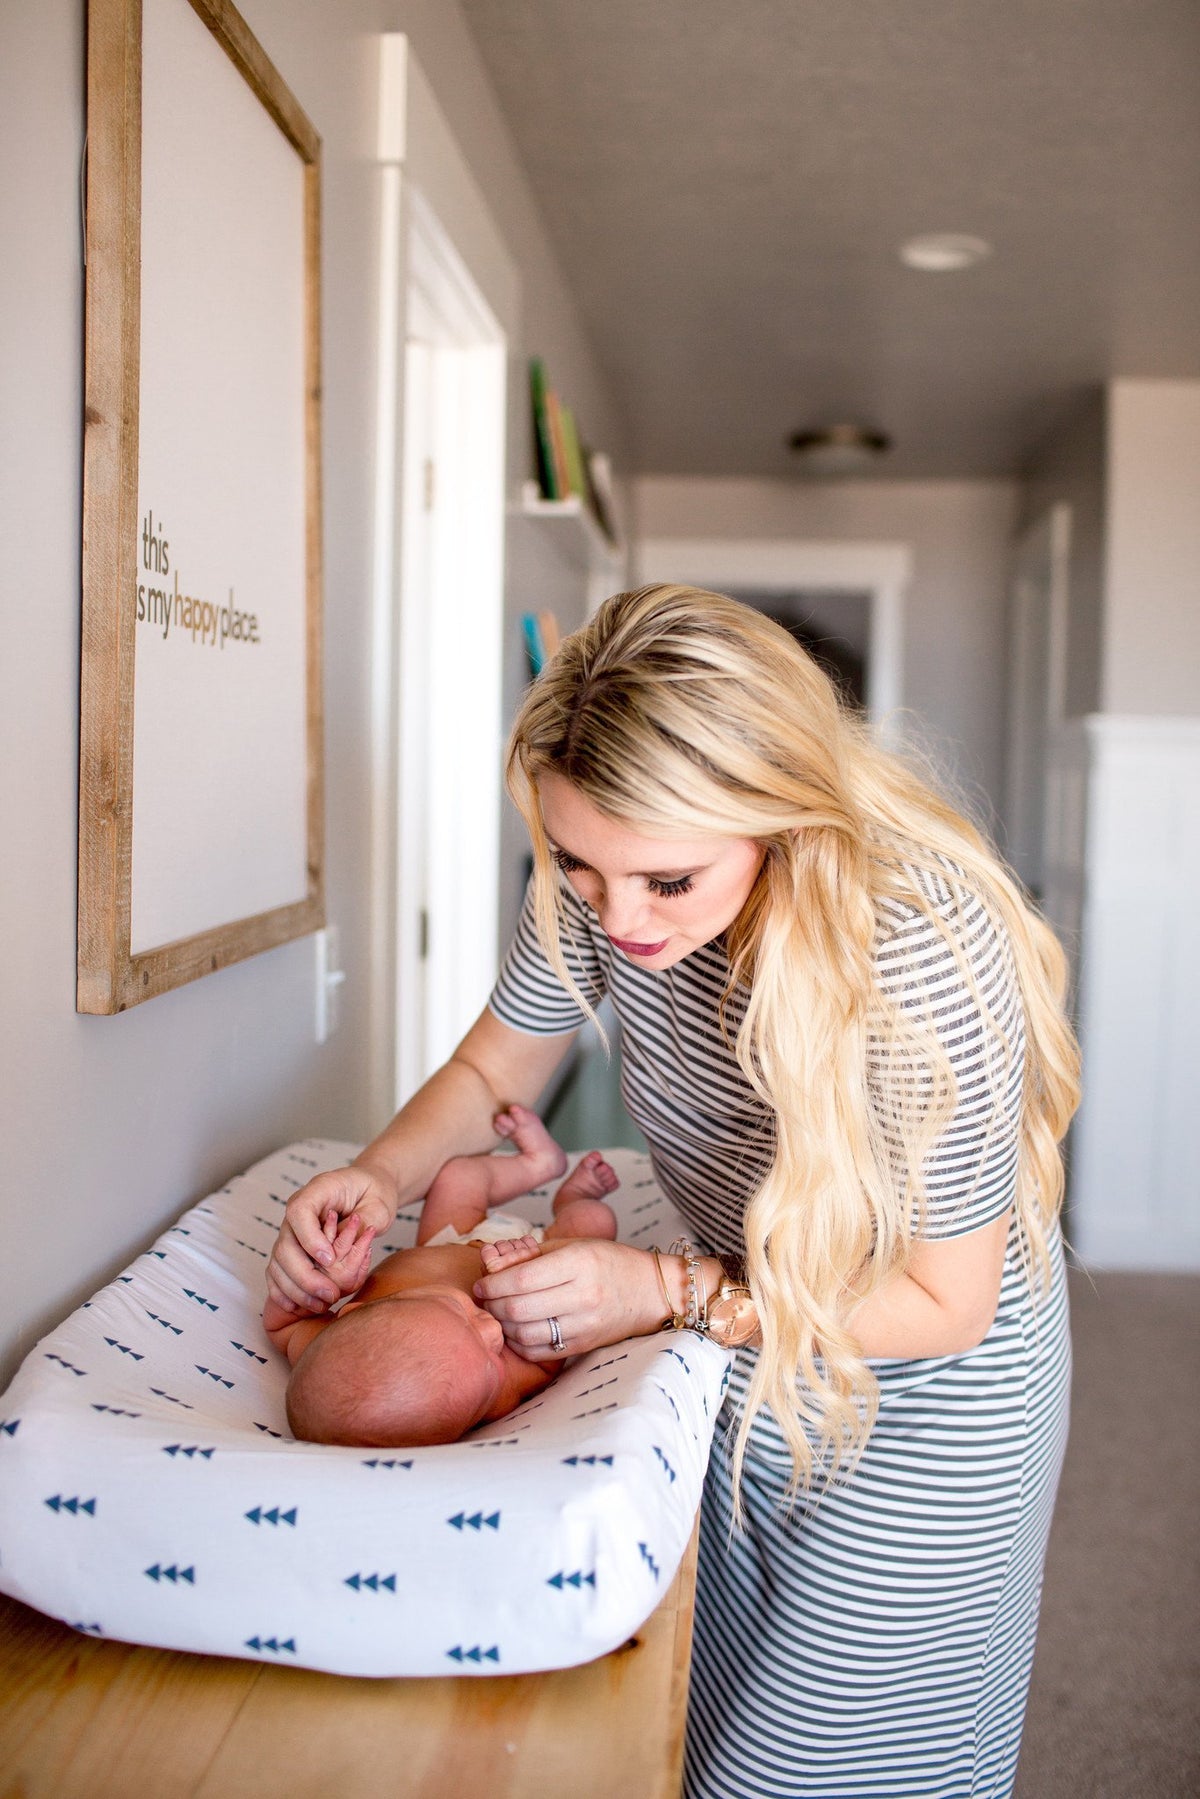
[
  {"left": 0, "top": 0, "right": 624, "bottom": 1387},
  {"left": 1019, "top": 391, "right": 1107, "bottom": 720},
  {"left": 632, "top": 476, "right": 1020, "bottom": 827}
]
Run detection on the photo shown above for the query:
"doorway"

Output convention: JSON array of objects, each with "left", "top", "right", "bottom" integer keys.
[{"left": 370, "top": 37, "right": 516, "bottom": 1123}]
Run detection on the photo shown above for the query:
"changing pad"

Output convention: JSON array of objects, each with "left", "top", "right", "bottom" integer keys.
[{"left": 0, "top": 1141, "right": 730, "bottom": 1677}]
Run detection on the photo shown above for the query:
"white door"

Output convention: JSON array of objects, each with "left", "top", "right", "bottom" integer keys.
[
  {"left": 393, "top": 196, "right": 507, "bottom": 1106},
  {"left": 1004, "top": 505, "right": 1071, "bottom": 899}
]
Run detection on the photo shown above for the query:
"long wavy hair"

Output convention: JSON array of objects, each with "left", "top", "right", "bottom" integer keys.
[{"left": 507, "top": 584, "right": 1080, "bottom": 1500}]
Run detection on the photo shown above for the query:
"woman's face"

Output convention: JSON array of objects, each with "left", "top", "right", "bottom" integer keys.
[{"left": 538, "top": 772, "right": 765, "bottom": 972}]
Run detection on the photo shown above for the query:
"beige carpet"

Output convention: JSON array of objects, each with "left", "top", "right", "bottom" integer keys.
[{"left": 1015, "top": 1270, "right": 1200, "bottom": 1797}]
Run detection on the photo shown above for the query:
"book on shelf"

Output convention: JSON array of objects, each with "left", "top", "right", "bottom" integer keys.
[
  {"left": 543, "top": 388, "right": 573, "bottom": 500},
  {"left": 559, "top": 405, "right": 589, "bottom": 502},
  {"left": 584, "top": 449, "right": 619, "bottom": 545},
  {"left": 528, "top": 358, "right": 561, "bottom": 500},
  {"left": 528, "top": 356, "right": 621, "bottom": 548},
  {"left": 538, "top": 610, "right": 562, "bottom": 658},
  {"left": 522, "top": 612, "right": 546, "bottom": 676}
]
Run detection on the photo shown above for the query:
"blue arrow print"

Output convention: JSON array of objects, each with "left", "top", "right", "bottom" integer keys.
[
  {"left": 561, "top": 1454, "right": 614, "bottom": 1467},
  {"left": 44, "top": 1494, "right": 97, "bottom": 1516},
  {"left": 361, "top": 1457, "right": 414, "bottom": 1469},
  {"left": 638, "top": 1542, "right": 661, "bottom": 1580},
  {"left": 44, "top": 1354, "right": 87, "bottom": 1376},
  {"left": 163, "top": 1444, "right": 215, "bottom": 1459},
  {"left": 245, "top": 1505, "right": 298, "bottom": 1526},
  {"left": 104, "top": 1337, "right": 144, "bottom": 1361},
  {"left": 652, "top": 1445, "right": 678, "bottom": 1483},
  {"left": 0, "top": 1418, "right": 19, "bottom": 1437},
  {"left": 547, "top": 1569, "right": 597, "bottom": 1590},
  {"left": 144, "top": 1564, "right": 196, "bottom": 1583},
  {"left": 245, "top": 1636, "right": 296, "bottom": 1654},
  {"left": 182, "top": 1289, "right": 219, "bottom": 1312},
  {"left": 344, "top": 1572, "right": 397, "bottom": 1592},
  {"left": 92, "top": 1404, "right": 142, "bottom": 1417},
  {"left": 447, "top": 1510, "right": 500, "bottom": 1531},
  {"left": 195, "top": 1367, "right": 235, "bottom": 1389},
  {"left": 145, "top": 1313, "right": 183, "bottom": 1335},
  {"left": 446, "top": 1644, "right": 500, "bottom": 1665}
]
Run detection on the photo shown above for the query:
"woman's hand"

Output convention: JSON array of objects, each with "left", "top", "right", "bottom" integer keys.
[
  {"left": 265, "top": 1165, "right": 396, "bottom": 1315},
  {"left": 473, "top": 1239, "right": 667, "bottom": 1361}
]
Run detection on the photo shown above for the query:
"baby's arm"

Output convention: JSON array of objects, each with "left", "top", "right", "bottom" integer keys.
[
  {"left": 262, "top": 1298, "right": 334, "bottom": 1365},
  {"left": 263, "top": 1215, "right": 376, "bottom": 1363}
]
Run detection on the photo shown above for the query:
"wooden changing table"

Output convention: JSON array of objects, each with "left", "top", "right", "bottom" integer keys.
[{"left": 0, "top": 1522, "right": 697, "bottom": 1798}]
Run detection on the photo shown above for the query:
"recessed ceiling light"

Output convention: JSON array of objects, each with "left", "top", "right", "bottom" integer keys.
[
  {"left": 899, "top": 233, "right": 993, "bottom": 272},
  {"left": 787, "top": 424, "right": 892, "bottom": 478}
]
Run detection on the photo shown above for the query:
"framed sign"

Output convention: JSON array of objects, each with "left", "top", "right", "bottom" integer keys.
[{"left": 79, "top": 0, "right": 323, "bottom": 1012}]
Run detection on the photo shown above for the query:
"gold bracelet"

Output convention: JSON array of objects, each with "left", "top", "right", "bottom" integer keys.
[{"left": 651, "top": 1246, "right": 686, "bottom": 1331}]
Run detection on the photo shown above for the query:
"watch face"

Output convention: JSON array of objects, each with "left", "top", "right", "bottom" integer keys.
[{"left": 708, "top": 1289, "right": 758, "bottom": 1349}]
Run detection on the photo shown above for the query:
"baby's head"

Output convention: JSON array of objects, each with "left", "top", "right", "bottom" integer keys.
[{"left": 286, "top": 1285, "right": 511, "bottom": 1448}]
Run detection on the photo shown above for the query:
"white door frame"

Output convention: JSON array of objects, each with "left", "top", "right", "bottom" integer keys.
[
  {"left": 1003, "top": 503, "right": 1072, "bottom": 898},
  {"left": 636, "top": 537, "right": 910, "bottom": 740},
  {"left": 370, "top": 36, "right": 518, "bottom": 1121}
]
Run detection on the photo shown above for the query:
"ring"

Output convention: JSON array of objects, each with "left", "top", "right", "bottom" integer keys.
[{"left": 547, "top": 1315, "right": 565, "bottom": 1354}]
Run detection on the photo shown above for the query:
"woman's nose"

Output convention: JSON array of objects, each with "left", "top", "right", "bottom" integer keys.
[{"left": 596, "top": 885, "right": 647, "bottom": 941}]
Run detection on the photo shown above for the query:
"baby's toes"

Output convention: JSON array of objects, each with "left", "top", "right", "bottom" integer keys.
[{"left": 593, "top": 1158, "right": 619, "bottom": 1194}]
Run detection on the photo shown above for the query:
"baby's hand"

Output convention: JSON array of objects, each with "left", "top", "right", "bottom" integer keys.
[
  {"left": 479, "top": 1234, "right": 543, "bottom": 1274},
  {"left": 320, "top": 1208, "right": 376, "bottom": 1298}
]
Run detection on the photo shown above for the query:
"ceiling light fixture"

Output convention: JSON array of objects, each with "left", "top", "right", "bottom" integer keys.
[
  {"left": 787, "top": 423, "right": 891, "bottom": 478},
  {"left": 899, "top": 232, "right": 993, "bottom": 272}
]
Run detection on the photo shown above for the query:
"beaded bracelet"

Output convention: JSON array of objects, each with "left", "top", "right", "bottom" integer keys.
[{"left": 668, "top": 1237, "right": 705, "bottom": 1332}]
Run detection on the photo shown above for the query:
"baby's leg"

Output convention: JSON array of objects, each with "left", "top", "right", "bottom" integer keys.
[
  {"left": 543, "top": 1151, "right": 619, "bottom": 1242},
  {"left": 417, "top": 1105, "right": 568, "bottom": 1244}
]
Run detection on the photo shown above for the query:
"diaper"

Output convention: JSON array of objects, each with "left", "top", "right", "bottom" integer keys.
[{"left": 423, "top": 1211, "right": 545, "bottom": 1248}]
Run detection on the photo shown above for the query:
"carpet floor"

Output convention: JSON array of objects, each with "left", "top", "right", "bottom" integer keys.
[{"left": 1015, "top": 1269, "right": 1200, "bottom": 1798}]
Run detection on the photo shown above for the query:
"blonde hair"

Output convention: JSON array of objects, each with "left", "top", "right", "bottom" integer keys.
[{"left": 507, "top": 585, "right": 1080, "bottom": 1501}]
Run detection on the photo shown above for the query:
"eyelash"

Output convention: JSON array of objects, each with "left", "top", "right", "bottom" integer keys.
[{"left": 551, "top": 848, "right": 695, "bottom": 900}]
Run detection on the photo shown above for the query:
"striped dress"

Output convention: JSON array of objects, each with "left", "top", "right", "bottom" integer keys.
[{"left": 490, "top": 869, "right": 1071, "bottom": 1799}]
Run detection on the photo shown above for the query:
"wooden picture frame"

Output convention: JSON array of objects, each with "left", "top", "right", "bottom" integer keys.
[{"left": 79, "top": 0, "right": 323, "bottom": 1013}]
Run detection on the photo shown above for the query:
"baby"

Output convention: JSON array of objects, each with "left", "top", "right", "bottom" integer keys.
[{"left": 262, "top": 1106, "right": 618, "bottom": 1447}]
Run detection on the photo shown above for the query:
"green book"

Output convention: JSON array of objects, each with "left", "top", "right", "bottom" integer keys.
[{"left": 528, "top": 358, "right": 560, "bottom": 500}]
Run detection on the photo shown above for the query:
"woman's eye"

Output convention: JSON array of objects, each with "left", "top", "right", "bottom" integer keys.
[
  {"left": 552, "top": 849, "right": 585, "bottom": 874},
  {"left": 649, "top": 876, "right": 695, "bottom": 898}
]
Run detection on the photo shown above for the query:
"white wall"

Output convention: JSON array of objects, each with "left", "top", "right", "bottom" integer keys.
[
  {"left": 1104, "top": 380, "right": 1200, "bottom": 718},
  {"left": 633, "top": 476, "right": 1020, "bottom": 821},
  {"left": 0, "top": 0, "right": 624, "bottom": 1387}
]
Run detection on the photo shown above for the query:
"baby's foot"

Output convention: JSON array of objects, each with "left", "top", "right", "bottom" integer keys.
[
  {"left": 493, "top": 1104, "right": 568, "bottom": 1188},
  {"left": 555, "top": 1150, "right": 619, "bottom": 1206}
]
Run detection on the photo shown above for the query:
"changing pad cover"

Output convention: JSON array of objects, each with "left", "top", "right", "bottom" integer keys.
[{"left": 0, "top": 1141, "right": 730, "bottom": 1677}]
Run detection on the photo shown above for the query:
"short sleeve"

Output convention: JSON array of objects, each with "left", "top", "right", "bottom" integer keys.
[
  {"left": 488, "top": 877, "right": 609, "bottom": 1036},
  {"left": 870, "top": 885, "right": 1026, "bottom": 1241}
]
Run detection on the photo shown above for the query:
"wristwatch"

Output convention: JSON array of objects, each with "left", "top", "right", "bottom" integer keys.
[{"left": 700, "top": 1273, "right": 759, "bottom": 1349}]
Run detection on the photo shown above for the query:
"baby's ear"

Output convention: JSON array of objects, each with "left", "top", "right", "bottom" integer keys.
[{"left": 479, "top": 1234, "right": 542, "bottom": 1271}]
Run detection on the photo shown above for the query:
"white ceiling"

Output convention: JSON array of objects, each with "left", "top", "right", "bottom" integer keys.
[{"left": 459, "top": 0, "right": 1200, "bottom": 477}]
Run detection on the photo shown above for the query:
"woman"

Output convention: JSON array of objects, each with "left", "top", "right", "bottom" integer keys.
[{"left": 267, "top": 584, "right": 1079, "bottom": 1798}]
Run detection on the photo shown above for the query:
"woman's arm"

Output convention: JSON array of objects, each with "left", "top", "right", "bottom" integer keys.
[
  {"left": 842, "top": 1210, "right": 1012, "bottom": 1358},
  {"left": 265, "top": 1008, "right": 577, "bottom": 1313}
]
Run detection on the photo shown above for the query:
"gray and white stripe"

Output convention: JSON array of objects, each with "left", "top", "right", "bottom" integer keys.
[{"left": 491, "top": 869, "right": 1069, "bottom": 1798}]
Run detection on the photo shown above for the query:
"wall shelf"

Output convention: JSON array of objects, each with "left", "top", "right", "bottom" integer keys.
[{"left": 509, "top": 481, "right": 624, "bottom": 589}]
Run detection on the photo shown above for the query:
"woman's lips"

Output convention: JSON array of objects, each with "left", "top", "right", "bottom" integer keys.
[{"left": 607, "top": 934, "right": 669, "bottom": 957}]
